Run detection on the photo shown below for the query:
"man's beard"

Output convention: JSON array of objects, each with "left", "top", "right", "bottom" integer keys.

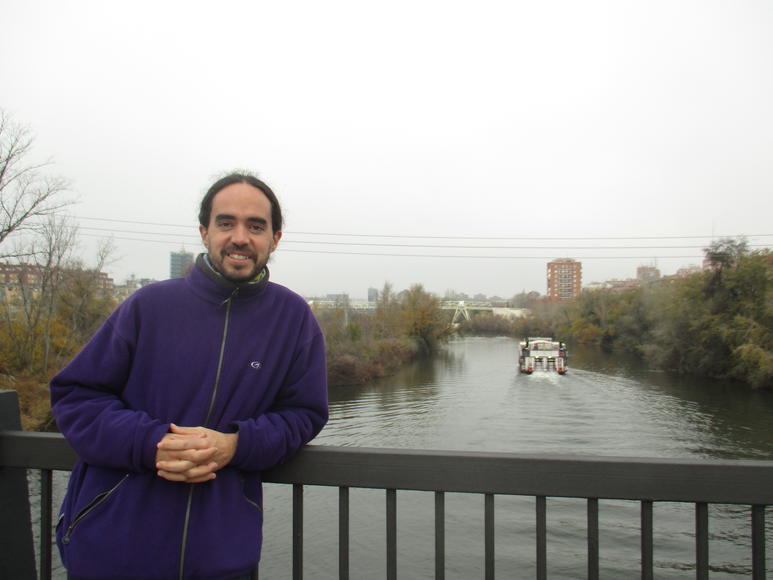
[{"left": 211, "top": 246, "right": 268, "bottom": 283}]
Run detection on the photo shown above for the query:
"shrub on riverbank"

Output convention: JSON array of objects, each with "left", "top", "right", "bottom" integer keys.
[
  {"left": 326, "top": 337, "right": 420, "bottom": 385},
  {"left": 314, "top": 283, "right": 453, "bottom": 387},
  {"left": 0, "top": 374, "right": 54, "bottom": 431}
]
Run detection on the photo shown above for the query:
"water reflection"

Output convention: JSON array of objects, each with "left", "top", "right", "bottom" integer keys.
[
  {"left": 571, "top": 344, "right": 773, "bottom": 460},
  {"left": 320, "top": 337, "right": 773, "bottom": 461}
]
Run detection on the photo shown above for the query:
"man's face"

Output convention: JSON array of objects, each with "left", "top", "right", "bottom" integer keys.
[{"left": 199, "top": 183, "right": 282, "bottom": 283}]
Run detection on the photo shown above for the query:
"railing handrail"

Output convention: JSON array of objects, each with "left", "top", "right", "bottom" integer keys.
[{"left": 3, "top": 429, "right": 773, "bottom": 505}]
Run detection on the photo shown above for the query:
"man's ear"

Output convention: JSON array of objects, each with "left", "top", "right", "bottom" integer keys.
[
  {"left": 271, "top": 230, "right": 282, "bottom": 252},
  {"left": 199, "top": 225, "right": 209, "bottom": 248}
]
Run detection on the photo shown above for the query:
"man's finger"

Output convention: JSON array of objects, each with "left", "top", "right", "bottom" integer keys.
[
  {"left": 156, "top": 458, "right": 196, "bottom": 473},
  {"left": 156, "top": 463, "right": 218, "bottom": 483},
  {"left": 156, "top": 446, "right": 217, "bottom": 467},
  {"left": 157, "top": 434, "right": 210, "bottom": 451},
  {"left": 169, "top": 424, "right": 207, "bottom": 436},
  {"left": 182, "top": 461, "right": 219, "bottom": 480}
]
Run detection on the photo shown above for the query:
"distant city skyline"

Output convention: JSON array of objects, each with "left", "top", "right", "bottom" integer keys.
[
  {"left": 82, "top": 217, "right": 748, "bottom": 299},
  {"left": 0, "top": 247, "right": 726, "bottom": 303},
  {"left": 98, "top": 247, "right": 714, "bottom": 301}
]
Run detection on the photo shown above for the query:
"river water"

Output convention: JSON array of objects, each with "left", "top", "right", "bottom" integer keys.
[
  {"left": 259, "top": 336, "right": 773, "bottom": 579},
  {"left": 39, "top": 336, "right": 773, "bottom": 578}
]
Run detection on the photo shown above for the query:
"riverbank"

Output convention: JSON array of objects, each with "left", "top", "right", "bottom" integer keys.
[
  {"left": 316, "top": 283, "right": 453, "bottom": 387},
  {"left": 327, "top": 336, "right": 423, "bottom": 386}
]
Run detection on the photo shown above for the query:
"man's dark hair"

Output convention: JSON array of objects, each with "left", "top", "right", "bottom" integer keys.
[{"left": 199, "top": 172, "right": 283, "bottom": 233}]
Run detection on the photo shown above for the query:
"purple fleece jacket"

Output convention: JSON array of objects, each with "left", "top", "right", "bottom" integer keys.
[{"left": 50, "top": 256, "right": 328, "bottom": 580}]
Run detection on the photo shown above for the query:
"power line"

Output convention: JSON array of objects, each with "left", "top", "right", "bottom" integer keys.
[
  {"left": 72, "top": 224, "right": 772, "bottom": 251},
  {"left": 279, "top": 249, "right": 707, "bottom": 260},
  {"left": 72, "top": 216, "right": 773, "bottom": 242},
  {"left": 76, "top": 216, "right": 192, "bottom": 229},
  {"left": 67, "top": 214, "right": 772, "bottom": 261},
  {"left": 77, "top": 226, "right": 196, "bottom": 240},
  {"left": 76, "top": 233, "right": 708, "bottom": 260},
  {"left": 75, "top": 226, "right": 770, "bottom": 251}
]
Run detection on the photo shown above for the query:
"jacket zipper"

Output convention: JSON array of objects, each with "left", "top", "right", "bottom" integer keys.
[
  {"left": 178, "top": 294, "right": 235, "bottom": 580},
  {"left": 62, "top": 474, "right": 129, "bottom": 545}
]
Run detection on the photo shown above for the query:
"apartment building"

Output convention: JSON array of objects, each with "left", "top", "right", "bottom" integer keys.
[
  {"left": 547, "top": 259, "right": 582, "bottom": 301},
  {"left": 0, "top": 263, "right": 114, "bottom": 297}
]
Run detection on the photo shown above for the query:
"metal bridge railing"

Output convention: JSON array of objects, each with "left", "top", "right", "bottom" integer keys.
[{"left": 1, "top": 389, "right": 771, "bottom": 579}]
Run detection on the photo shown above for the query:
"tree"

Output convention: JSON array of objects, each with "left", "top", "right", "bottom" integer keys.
[
  {"left": 54, "top": 250, "right": 118, "bottom": 364},
  {"left": 0, "top": 214, "right": 78, "bottom": 373},
  {"left": 639, "top": 249, "right": 773, "bottom": 386},
  {"left": 399, "top": 284, "right": 452, "bottom": 351},
  {"left": 374, "top": 282, "right": 400, "bottom": 338},
  {"left": 0, "top": 109, "right": 69, "bottom": 256},
  {"left": 703, "top": 237, "right": 749, "bottom": 272},
  {"left": 511, "top": 291, "right": 541, "bottom": 308}
]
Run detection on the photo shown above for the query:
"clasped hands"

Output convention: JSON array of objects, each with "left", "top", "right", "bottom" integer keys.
[{"left": 155, "top": 424, "right": 238, "bottom": 483}]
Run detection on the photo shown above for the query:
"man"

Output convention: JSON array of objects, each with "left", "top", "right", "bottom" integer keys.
[{"left": 51, "top": 173, "right": 328, "bottom": 580}]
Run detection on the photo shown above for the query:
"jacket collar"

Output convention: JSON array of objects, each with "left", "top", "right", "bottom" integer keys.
[{"left": 187, "top": 253, "right": 270, "bottom": 303}]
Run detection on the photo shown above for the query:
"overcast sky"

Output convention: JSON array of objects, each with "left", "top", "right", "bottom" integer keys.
[{"left": 2, "top": 1, "right": 771, "bottom": 299}]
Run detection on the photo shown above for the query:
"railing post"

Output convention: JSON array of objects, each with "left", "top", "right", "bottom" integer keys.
[
  {"left": 386, "top": 488, "right": 397, "bottom": 580},
  {"left": 0, "top": 389, "right": 38, "bottom": 580}
]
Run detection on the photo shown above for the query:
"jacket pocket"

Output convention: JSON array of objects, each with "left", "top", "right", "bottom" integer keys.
[
  {"left": 240, "top": 473, "right": 263, "bottom": 512},
  {"left": 61, "top": 473, "right": 129, "bottom": 545}
]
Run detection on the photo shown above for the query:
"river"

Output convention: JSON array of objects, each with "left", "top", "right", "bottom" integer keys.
[
  {"left": 259, "top": 336, "right": 773, "bottom": 579},
  {"left": 39, "top": 336, "right": 773, "bottom": 578}
]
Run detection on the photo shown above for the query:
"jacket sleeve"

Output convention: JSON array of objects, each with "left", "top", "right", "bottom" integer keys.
[
  {"left": 50, "top": 311, "right": 169, "bottom": 473},
  {"left": 229, "top": 329, "right": 328, "bottom": 472}
]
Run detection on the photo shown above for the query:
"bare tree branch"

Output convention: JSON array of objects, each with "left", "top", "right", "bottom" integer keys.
[
  {"left": 94, "top": 237, "right": 118, "bottom": 272},
  {"left": 0, "top": 109, "right": 71, "bottom": 247}
]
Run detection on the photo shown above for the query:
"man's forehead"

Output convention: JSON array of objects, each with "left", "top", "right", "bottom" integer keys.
[{"left": 211, "top": 185, "right": 272, "bottom": 211}]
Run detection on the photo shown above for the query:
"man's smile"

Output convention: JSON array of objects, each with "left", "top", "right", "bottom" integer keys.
[{"left": 224, "top": 248, "right": 255, "bottom": 262}]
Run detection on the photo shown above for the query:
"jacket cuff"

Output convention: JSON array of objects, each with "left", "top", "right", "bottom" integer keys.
[
  {"left": 230, "top": 420, "right": 279, "bottom": 471},
  {"left": 140, "top": 422, "right": 172, "bottom": 471},
  {"left": 230, "top": 420, "right": 252, "bottom": 468}
]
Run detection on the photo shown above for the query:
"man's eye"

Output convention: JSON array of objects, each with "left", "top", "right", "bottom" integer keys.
[
  {"left": 250, "top": 224, "right": 265, "bottom": 232},
  {"left": 218, "top": 222, "right": 233, "bottom": 229}
]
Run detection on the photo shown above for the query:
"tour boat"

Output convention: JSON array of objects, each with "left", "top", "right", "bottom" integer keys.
[{"left": 518, "top": 337, "right": 568, "bottom": 374}]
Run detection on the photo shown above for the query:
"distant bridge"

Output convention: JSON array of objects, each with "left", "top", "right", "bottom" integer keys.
[
  {"left": 308, "top": 299, "right": 530, "bottom": 325},
  {"left": 439, "top": 301, "right": 531, "bottom": 325},
  {"left": 308, "top": 299, "right": 375, "bottom": 311}
]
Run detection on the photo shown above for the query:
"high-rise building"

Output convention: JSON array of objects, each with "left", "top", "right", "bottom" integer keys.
[
  {"left": 170, "top": 250, "right": 194, "bottom": 278},
  {"left": 547, "top": 259, "right": 582, "bottom": 301}
]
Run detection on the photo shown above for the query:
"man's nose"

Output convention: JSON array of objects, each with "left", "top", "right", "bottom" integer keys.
[{"left": 231, "top": 223, "right": 250, "bottom": 244}]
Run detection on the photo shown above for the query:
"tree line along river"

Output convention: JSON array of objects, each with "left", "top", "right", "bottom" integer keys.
[{"left": 37, "top": 336, "right": 773, "bottom": 578}]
